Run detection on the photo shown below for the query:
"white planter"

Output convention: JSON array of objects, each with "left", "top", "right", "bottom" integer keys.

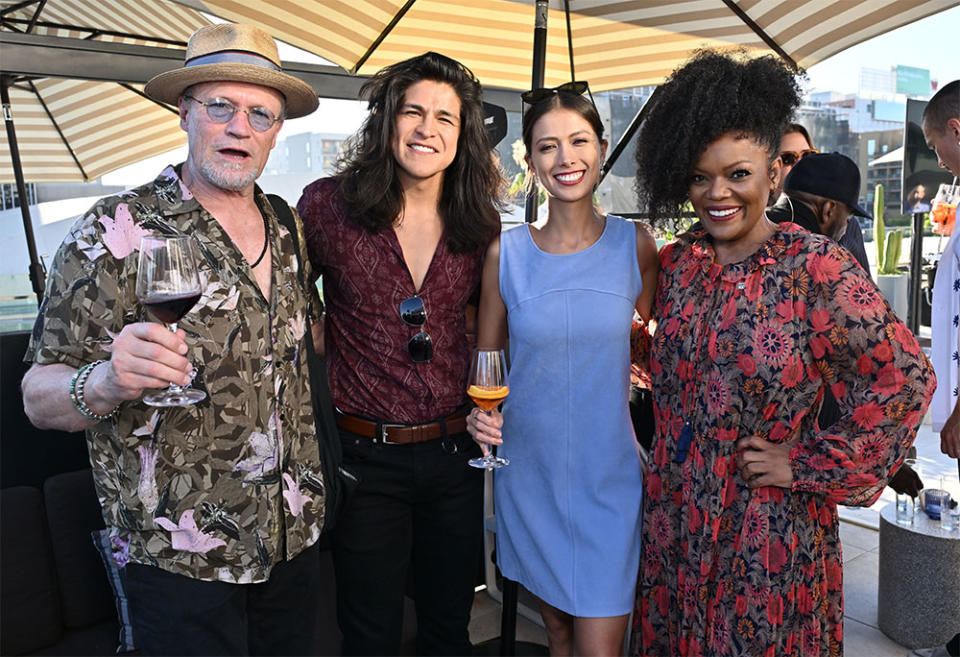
[{"left": 876, "top": 274, "right": 909, "bottom": 321}]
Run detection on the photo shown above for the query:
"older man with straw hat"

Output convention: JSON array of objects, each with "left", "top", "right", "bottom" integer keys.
[{"left": 22, "top": 24, "right": 327, "bottom": 656}]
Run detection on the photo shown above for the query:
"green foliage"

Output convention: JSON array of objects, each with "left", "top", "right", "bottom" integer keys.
[
  {"left": 873, "top": 184, "right": 885, "bottom": 263},
  {"left": 882, "top": 230, "right": 903, "bottom": 275},
  {"left": 507, "top": 171, "right": 545, "bottom": 206},
  {"left": 873, "top": 184, "right": 905, "bottom": 275}
]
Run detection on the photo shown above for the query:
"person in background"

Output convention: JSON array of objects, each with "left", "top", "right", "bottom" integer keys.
[
  {"left": 21, "top": 24, "right": 327, "bottom": 656},
  {"left": 771, "top": 152, "right": 869, "bottom": 245},
  {"left": 771, "top": 123, "right": 817, "bottom": 200},
  {"left": 296, "top": 52, "right": 503, "bottom": 656},
  {"left": 467, "top": 83, "right": 658, "bottom": 656},
  {"left": 771, "top": 124, "right": 872, "bottom": 272},
  {"left": 629, "top": 49, "right": 935, "bottom": 657},
  {"left": 913, "top": 77, "right": 960, "bottom": 657}
]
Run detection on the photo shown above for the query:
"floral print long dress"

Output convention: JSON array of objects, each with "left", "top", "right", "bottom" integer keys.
[{"left": 633, "top": 225, "right": 935, "bottom": 657}]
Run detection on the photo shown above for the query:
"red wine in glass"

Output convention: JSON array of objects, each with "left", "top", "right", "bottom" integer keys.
[
  {"left": 136, "top": 236, "right": 206, "bottom": 407},
  {"left": 141, "top": 292, "right": 202, "bottom": 324}
]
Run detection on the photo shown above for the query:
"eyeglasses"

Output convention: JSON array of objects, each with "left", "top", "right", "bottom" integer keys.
[
  {"left": 779, "top": 149, "right": 819, "bottom": 166},
  {"left": 399, "top": 296, "right": 433, "bottom": 363},
  {"left": 183, "top": 94, "right": 282, "bottom": 132},
  {"left": 521, "top": 81, "right": 594, "bottom": 107}
]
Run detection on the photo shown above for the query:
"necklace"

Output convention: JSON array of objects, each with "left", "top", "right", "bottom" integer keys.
[
  {"left": 249, "top": 211, "right": 269, "bottom": 269},
  {"left": 675, "top": 252, "right": 728, "bottom": 464}
]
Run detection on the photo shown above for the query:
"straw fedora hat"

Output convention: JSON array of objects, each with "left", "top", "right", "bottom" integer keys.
[{"left": 145, "top": 23, "right": 318, "bottom": 119}]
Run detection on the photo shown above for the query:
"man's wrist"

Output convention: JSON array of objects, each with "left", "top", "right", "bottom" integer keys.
[{"left": 69, "top": 361, "right": 119, "bottom": 421}]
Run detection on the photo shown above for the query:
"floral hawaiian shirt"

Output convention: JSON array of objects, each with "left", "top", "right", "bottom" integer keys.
[
  {"left": 26, "top": 165, "right": 325, "bottom": 584},
  {"left": 632, "top": 224, "right": 935, "bottom": 657}
]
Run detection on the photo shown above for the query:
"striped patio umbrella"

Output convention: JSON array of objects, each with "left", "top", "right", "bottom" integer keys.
[
  {"left": 1, "top": 0, "right": 209, "bottom": 298},
  {"left": 1, "top": 0, "right": 211, "bottom": 184},
  {"left": 0, "top": 78, "right": 186, "bottom": 184},
  {"left": 184, "top": 0, "right": 959, "bottom": 93}
]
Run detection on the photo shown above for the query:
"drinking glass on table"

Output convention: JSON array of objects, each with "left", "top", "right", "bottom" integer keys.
[
  {"left": 941, "top": 475, "right": 960, "bottom": 532},
  {"left": 467, "top": 348, "right": 510, "bottom": 470},
  {"left": 136, "top": 235, "right": 206, "bottom": 407},
  {"left": 895, "top": 457, "right": 921, "bottom": 525}
]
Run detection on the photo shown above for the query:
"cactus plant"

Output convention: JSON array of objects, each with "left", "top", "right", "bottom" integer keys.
[{"left": 873, "top": 184, "right": 904, "bottom": 275}]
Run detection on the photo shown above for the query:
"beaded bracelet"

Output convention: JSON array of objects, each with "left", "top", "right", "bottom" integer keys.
[{"left": 68, "top": 360, "right": 118, "bottom": 422}]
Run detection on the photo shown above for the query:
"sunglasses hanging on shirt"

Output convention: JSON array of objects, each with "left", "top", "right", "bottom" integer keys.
[{"left": 399, "top": 296, "right": 433, "bottom": 363}]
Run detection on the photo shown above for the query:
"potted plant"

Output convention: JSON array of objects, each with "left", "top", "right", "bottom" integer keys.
[{"left": 873, "top": 183, "right": 909, "bottom": 319}]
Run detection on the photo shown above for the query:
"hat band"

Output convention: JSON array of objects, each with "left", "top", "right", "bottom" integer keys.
[{"left": 185, "top": 51, "right": 281, "bottom": 71}]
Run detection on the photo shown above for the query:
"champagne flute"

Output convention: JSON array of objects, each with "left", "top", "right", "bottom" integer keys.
[
  {"left": 466, "top": 348, "right": 510, "bottom": 469},
  {"left": 136, "top": 236, "right": 206, "bottom": 407}
]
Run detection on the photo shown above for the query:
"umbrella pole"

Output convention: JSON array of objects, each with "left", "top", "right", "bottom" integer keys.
[
  {"left": 1, "top": 76, "right": 46, "bottom": 304},
  {"left": 908, "top": 211, "right": 923, "bottom": 334},
  {"left": 499, "top": 5, "right": 548, "bottom": 652},
  {"left": 599, "top": 86, "right": 664, "bottom": 185},
  {"left": 523, "top": 0, "right": 548, "bottom": 225}
]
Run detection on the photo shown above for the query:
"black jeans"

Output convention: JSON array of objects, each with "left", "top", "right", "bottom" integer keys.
[
  {"left": 332, "top": 428, "right": 484, "bottom": 656},
  {"left": 122, "top": 542, "right": 322, "bottom": 656}
]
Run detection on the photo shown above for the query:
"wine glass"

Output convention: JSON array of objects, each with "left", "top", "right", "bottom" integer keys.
[
  {"left": 466, "top": 348, "right": 510, "bottom": 469},
  {"left": 136, "top": 235, "right": 206, "bottom": 407}
]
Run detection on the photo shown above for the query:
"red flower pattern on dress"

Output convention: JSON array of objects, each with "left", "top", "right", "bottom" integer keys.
[
  {"left": 839, "top": 277, "right": 885, "bottom": 320},
  {"left": 631, "top": 225, "right": 935, "bottom": 657},
  {"left": 752, "top": 321, "right": 792, "bottom": 367}
]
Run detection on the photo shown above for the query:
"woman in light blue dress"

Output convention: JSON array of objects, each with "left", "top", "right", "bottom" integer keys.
[{"left": 467, "top": 86, "right": 658, "bottom": 656}]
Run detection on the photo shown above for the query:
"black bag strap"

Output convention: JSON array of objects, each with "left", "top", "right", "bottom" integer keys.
[
  {"left": 266, "top": 194, "right": 308, "bottom": 288},
  {"left": 266, "top": 194, "right": 345, "bottom": 525}
]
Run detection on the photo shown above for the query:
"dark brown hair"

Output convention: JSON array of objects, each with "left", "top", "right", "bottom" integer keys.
[
  {"left": 784, "top": 122, "right": 813, "bottom": 149},
  {"left": 334, "top": 52, "right": 504, "bottom": 253},
  {"left": 521, "top": 91, "right": 605, "bottom": 155}
]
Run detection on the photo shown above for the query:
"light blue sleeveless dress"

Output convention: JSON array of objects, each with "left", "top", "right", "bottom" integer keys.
[{"left": 494, "top": 215, "right": 644, "bottom": 617}]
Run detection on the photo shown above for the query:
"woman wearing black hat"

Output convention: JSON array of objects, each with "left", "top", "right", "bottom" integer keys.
[{"left": 629, "top": 50, "right": 935, "bottom": 657}]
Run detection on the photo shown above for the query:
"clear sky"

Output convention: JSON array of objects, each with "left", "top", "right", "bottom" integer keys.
[{"left": 804, "top": 5, "right": 960, "bottom": 94}]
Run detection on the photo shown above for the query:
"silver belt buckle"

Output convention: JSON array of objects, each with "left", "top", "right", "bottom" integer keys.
[{"left": 378, "top": 422, "right": 407, "bottom": 444}]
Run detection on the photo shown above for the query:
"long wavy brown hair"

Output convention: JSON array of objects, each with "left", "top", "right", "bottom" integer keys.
[{"left": 334, "top": 52, "right": 505, "bottom": 253}]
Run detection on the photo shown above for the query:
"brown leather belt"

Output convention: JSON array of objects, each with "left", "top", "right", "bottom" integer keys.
[{"left": 335, "top": 409, "right": 468, "bottom": 445}]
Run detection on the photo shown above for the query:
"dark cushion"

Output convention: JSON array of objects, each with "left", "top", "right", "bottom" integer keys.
[
  {"left": 28, "top": 619, "right": 122, "bottom": 656},
  {"left": 0, "top": 331, "right": 90, "bottom": 490},
  {"left": 42, "top": 470, "right": 114, "bottom": 628},
  {"left": 0, "top": 486, "right": 63, "bottom": 655}
]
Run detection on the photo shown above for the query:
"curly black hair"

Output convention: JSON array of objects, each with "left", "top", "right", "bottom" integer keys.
[{"left": 635, "top": 49, "right": 803, "bottom": 228}]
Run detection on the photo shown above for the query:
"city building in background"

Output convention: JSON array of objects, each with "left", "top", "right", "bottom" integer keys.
[{"left": 0, "top": 64, "right": 950, "bottom": 329}]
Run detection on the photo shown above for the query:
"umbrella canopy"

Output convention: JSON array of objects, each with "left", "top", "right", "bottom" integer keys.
[
  {"left": 0, "top": 0, "right": 211, "bottom": 183},
  {"left": 183, "top": 0, "right": 958, "bottom": 92},
  {"left": 0, "top": 0, "right": 210, "bottom": 298},
  {"left": 0, "top": 0, "right": 208, "bottom": 46},
  {"left": 0, "top": 78, "right": 185, "bottom": 183}
]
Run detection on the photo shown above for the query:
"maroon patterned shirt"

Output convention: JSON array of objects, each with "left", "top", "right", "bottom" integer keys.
[{"left": 297, "top": 177, "right": 485, "bottom": 424}]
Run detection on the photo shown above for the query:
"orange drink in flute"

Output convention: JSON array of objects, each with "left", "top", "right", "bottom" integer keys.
[
  {"left": 467, "top": 384, "right": 510, "bottom": 412},
  {"left": 467, "top": 349, "right": 510, "bottom": 469}
]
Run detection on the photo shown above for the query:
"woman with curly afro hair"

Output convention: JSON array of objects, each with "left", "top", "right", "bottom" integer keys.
[{"left": 630, "top": 50, "right": 935, "bottom": 657}]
